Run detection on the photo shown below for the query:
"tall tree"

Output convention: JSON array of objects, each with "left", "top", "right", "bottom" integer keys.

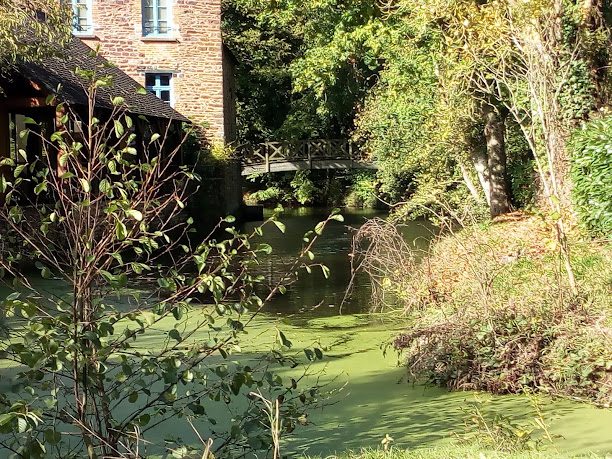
[
  {"left": 482, "top": 102, "right": 511, "bottom": 217},
  {"left": 0, "top": 0, "right": 71, "bottom": 68}
]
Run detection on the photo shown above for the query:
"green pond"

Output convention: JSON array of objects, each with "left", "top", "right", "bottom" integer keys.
[
  {"left": 239, "top": 209, "right": 612, "bottom": 457},
  {"left": 1, "top": 208, "right": 611, "bottom": 457}
]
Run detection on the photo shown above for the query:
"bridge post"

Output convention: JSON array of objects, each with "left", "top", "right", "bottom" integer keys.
[
  {"left": 265, "top": 144, "right": 270, "bottom": 173},
  {"left": 308, "top": 142, "right": 312, "bottom": 170}
]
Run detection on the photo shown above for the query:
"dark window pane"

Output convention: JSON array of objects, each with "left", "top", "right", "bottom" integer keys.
[
  {"left": 159, "top": 74, "right": 171, "bottom": 86},
  {"left": 145, "top": 74, "right": 156, "bottom": 87},
  {"left": 142, "top": 0, "right": 154, "bottom": 34},
  {"left": 160, "top": 91, "right": 171, "bottom": 102}
]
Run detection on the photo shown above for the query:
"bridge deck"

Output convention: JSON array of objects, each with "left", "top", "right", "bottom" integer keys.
[{"left": 241, "top": 159, "right": 376, "bottom": 175}]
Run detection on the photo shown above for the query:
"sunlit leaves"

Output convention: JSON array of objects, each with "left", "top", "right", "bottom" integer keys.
[
  {"left": 79, "top": 178, "right": 91, "bottom": 193},
  {"left": 115, "top": 219, "right": 128, "bottom": 241},
  {"left": 272, "top": 220, "right": 286, "bottom": 233},
  {"left": 114, "top": 120, "right": 125, "bottom": 138},
  {"left": 126, "top": 209, "right": 143, "bottom": 221}
]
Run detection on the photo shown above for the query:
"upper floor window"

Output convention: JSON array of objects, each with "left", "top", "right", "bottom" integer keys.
[
  {"left": 142, "top": 0, "right": 172, "bottom": 36},
  {"left": 145, "top": 73, "right": 173, "bottom": 104},
  {"left": 70, "top": 0, "right": 93, "bottom": 35}
]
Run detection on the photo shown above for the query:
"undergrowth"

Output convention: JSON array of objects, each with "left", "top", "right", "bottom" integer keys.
[
  {"left": 354, "top": 214, "right": 612, "bottom": 406},
  {"left": 304, "top": 447, "right": 608, "bottom": 459}
]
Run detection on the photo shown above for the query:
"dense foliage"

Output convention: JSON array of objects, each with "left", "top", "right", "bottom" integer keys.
[
  {"left": 245, "top": 170, "right": 379, "bottom": 208},
  {"left": 224, "top": 0, "right": 610, "bottom": 222},
  {"left": 570, "top": 115, "right": 612, "bottom": 236},
  {"left": 0, "top": 0, "right": 71, "bottom": 68}
]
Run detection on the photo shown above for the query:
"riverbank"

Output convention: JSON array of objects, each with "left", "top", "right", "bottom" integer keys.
[
  {"left": 348, "top": 212, "right": 611, "bottom": 452},
  {"left": 241, "top": 209, "right": 612, "bottom": 456},
  {"left": 306, "top": 446, "right": 610, "bottom": 458}
]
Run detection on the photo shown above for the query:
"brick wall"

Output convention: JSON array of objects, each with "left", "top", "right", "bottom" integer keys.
[{"left": 80, "top": 0, "right": 229, "bottom": 141}]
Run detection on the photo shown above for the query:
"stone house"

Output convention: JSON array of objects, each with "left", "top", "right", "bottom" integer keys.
[{"left": 68, "top": 0, "right": 237, "bottom": 142}]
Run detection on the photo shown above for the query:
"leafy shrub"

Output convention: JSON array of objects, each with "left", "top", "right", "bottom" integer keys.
[
  {"left": 506, "top": 122, "right": 537, "bottom": 209},
  {"left": 393, "top": 302, "right": 611, "bottom": 405},
  {"left": 291, "top": 170, "right": 318, "bottom": 205},
  {"left": 570, "top": 116, "right": 612, "bottom": 237},
  {"left": 457, "top": 395, "right": 555, "bottom": 453},
  {"left": 0, "top": 70, "right": 335, "bottom": 458},
  {"left": 345, "top": 171, "right": 379, "bottom": 208},
  {"left": 388, "top": 217, "right": 612, "bottom": 405}
]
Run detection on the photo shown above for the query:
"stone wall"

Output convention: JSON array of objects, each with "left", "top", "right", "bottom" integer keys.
[{"left": 79, "top": 0, "right": 229, "bottom": 141}]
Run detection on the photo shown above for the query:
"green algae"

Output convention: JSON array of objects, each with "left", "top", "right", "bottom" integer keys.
[
  {"left": 246, "top": 316, "right": 612, "bottom": 458},
  {"left": 2, "top": 208, "right": 611, "bottom": 456}
]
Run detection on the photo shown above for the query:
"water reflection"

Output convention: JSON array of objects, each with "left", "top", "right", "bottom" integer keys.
[{"left": 244, "top": 208, "right": 435, "bottom": 318}]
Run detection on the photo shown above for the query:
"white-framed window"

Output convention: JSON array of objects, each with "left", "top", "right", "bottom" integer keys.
[
  {"left": 142, "top": 0, "right": 172, "bottom": 36},
  {"left": 145, "top": 73, "right": 173, "bottom": 104},
  {"left": 70, "top": 0, "right": 93, "bottom": 35}
]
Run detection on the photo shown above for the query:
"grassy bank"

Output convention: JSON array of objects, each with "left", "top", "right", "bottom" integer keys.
[
  {"left": 305, "top": 445, "right": 609, "bottom": 458},
  {"left": 357, "top": 214, "right": 611, "bottom": 406}
]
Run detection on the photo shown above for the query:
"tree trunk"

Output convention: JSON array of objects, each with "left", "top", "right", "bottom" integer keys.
[
  {"left": 483, "top": 103, "right": 511, "bottom": 218},
  {"left": 471, "top": 147, "right": 491, "bottom": 206},
  {"left": 460, "top": 163, "right": 484, "bottom": 203}
]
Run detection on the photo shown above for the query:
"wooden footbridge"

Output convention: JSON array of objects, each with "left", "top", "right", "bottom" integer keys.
[{"left": 238, "top": 139, "right": 376, "bottom": 175}]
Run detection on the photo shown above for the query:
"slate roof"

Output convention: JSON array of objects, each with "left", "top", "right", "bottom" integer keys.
[{"left": 16, "top": 38, "right": 189, "bottom": 122}]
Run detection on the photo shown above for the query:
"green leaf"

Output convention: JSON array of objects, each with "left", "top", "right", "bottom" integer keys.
[
  {"left": 0, "top": 413, "right": 14, "bottom": 426},
  {"left": 258, "top": 243, "right": 273, "bottom": 254},
  {"left": 169, "top": 329, "right": 182, "bottom": 342},
  {"left": 17, "top": 417, "right": 27, "bottom": 433},
  {"left": 13, "top": 164, "right": 26, "bottom": 178},
  {"left": 44, "top": 429, "right": 62, "bottom": 445},
  {"left": 41, "top": 266, "right": 53, "bottom": 279},
  {"left": 115, "top": 220, "right": 128, "bottom": 241},
  {"left": 34, "top": 182, "right": 47, "bottom": 195},
  {"left": 99, "top": 178, "right": 111, "bottom": 194},
  {"left": 277, "top": 330, "right": 292, "bottom": 348},
  {"left": 273, "top": 220, "right": 286, "bottom": 233},
  {"left": 127, "top": 209, "right": 143, "bottom": 221},
  {"left": 59, "top": 171, "right": 76, "bottom": 179},
  {"left": 114, "top": 120, "right": 125, "bottom": 137},
  {"left": 314, "top": 221, "right": 325, "bottom": 235},
  {"left": 79, "top": 178, "right": 91, "bottom": 193}
]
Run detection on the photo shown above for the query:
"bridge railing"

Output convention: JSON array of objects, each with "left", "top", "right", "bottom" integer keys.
[{"left": 238, "top": 139, "right": 365, "bottom": 167}]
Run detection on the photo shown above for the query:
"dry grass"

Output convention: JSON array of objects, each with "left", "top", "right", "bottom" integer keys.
[{"left": 353, "top": 214, "right": 612, "bottom": 404}]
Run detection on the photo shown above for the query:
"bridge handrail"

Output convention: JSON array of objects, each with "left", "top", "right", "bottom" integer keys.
[{"left": 237, "top": 139, "right": 366, "bottom": 166}]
